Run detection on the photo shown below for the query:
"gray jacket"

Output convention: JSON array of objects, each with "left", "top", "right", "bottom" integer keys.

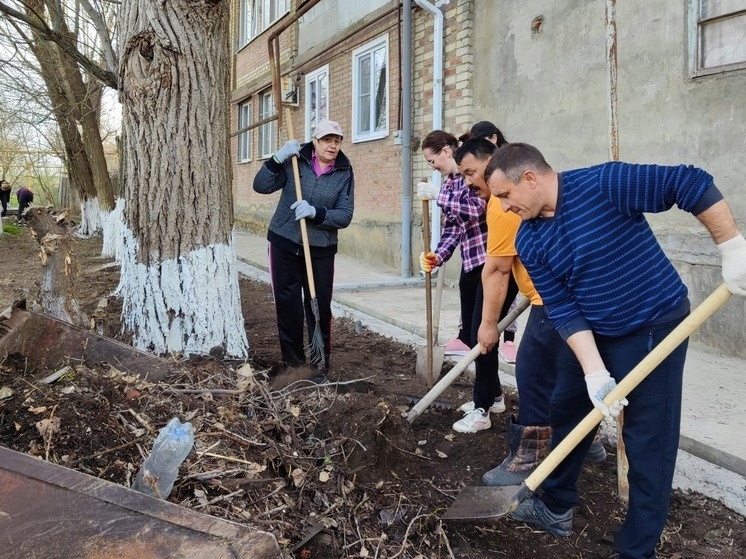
[{"left": 253, "top": 142, "right": 354, "bottom": 254}]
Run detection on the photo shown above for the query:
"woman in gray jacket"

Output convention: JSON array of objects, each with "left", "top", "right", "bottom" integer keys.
[{"left": 253, "top": 120, "right": 354, "bottom": 382}]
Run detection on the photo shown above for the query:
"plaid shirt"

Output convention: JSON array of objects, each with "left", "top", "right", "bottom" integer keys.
[{"left": 433, "top": 173, "right": 487, "bottom": 272}]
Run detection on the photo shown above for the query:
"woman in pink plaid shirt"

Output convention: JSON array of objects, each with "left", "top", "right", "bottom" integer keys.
[{"left": 419, "top": 130, "right": 518, "bottom": 433}]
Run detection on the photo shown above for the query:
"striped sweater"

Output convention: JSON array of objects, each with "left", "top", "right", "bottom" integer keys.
[{"left": 516, "top": 162, "right": 720, "bottom": 339}]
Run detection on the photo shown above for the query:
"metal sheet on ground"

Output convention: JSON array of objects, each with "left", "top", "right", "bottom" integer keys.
[{"left": 0, "top": 446, "right": 281, "bottom": 558}]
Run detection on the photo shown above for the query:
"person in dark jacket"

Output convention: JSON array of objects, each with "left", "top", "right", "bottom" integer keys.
[
  {"left": 0, "top": 180, "right": 11, "bottom": 217},
  {"left": 16, "top": 186, "right": 34, "bottom": 224},
  {"left": 253, "top": 119, "right": 354, "bottom": 382}
]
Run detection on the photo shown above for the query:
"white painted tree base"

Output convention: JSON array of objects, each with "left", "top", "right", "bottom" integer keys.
[
  {"left": 116, "top": 226, "right": 248, "bottom": 358},
  {"left": 102, "top": 197, "right": 125, "bottom": 260},
  {"left": 76, "top": 197, "right": 104, "bottom": 238}
]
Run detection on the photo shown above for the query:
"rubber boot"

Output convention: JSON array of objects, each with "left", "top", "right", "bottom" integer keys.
[
  {"left": 482, "top": 415, "right": 552, "bottom": 486},
  {"left": 585, "top": 430, "right": 607, "bottom": 463}
]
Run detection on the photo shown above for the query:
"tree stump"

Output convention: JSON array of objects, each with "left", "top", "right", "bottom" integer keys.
[{"left": 25, "top": 206, "right": 88, "bottom": 326}]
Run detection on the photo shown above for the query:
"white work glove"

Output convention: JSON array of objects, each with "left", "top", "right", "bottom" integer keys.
[
  {"left": 584, "top": 369, "right": 628, "bottom": 419},
  {"left": 273, "top": 139, "right": 301, "bottom": 163},
  {"left": 419, "top": 251, "right": 439, "bottom": 273},
  {"left": 291, "top": 200, "right": 316, "bottom": 221},
  {"left": 718, "top": 233, "right": 746, "bottom": 296},
  {"left": 416, "top": 180, "right": 439, "bottom": 200}
]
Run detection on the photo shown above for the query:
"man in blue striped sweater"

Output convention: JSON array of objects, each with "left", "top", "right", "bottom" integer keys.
[{"left": 483, "top": 143, "right": 746, "bottom": 559}]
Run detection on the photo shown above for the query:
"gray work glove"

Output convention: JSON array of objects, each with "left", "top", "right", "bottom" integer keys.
[
  {"left": 584, "top": 369, "right": 628, "bottom": 419},
  {"left": 291, "top": 200, "right": 316, "bottom": 221},
  {"left": 273, "top": 139, "right": 301, "bottom": 163}
]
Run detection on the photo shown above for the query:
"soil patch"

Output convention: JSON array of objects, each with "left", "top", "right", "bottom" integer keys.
[{"left": 0, "top": 229, "right": 744, "bottom": 558}]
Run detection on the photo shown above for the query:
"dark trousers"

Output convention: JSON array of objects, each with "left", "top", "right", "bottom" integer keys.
[
  {"left": 459, "top": 265, "right": 518, "bottom": 409},
  {"left": 515, "top": 305, "right": 564, "bottom": 426},
  {"left": 0, "top": 190, "right": 9, "bottom": 217},
  {"left": 268, "top": 242, "right": 334, "bottom": 368},
  {"left": 541, "top": 314, "right": 689, "bottom": 559},
  {"left": 17, "top": 191, "right": 33, "bottom": 220}
]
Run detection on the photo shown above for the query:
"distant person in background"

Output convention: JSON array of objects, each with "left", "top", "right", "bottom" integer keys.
[
  {"left": 464, "top": 121, "right": 520, "bottom": 365},
  {"left": 16, "top": 186, "right": 33, "bottom": 225},
  {"left": 0, "top": 180, "right": 11, "bottom": 217}
]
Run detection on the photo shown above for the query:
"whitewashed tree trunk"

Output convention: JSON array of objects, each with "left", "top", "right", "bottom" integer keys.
[
  {"left": 102, "top": 197, "right": 125, "bottom": 260},
  {"left": 77, "top": 196, "right": 105, "bottom": 238},
  {"left": 117, "top": 1, "right": 247, "bottom": 358}
]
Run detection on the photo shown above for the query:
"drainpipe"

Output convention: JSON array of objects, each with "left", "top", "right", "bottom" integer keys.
[
  {"left": 401, "top": 0, "right": 413, "bottom": 277},
  {"left": 414, "top": 0, "right": 444, "bottom": 251}
]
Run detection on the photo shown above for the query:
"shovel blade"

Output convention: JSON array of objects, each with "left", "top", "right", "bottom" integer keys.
[
  {"left": 415, "top": 345, "right": 445, "bottom": 380},
  {"left": 442, "top": 485, "right": 530, "bottom": 521}
]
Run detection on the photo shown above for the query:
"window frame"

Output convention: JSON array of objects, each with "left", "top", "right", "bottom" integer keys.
[
  {"left": 688, "top": 1, "right": 746, "bottom": 77},
  {"left": 237, "top": 0, "right": 289, "bottom": 50},
  {"left": 304, "top": 65, "right": 330, "bottom": 142},
  {"left": 237, "top": 100, "right": 252, "bottom": 164},
  {"left": 351, "top": 35, "right": 389, "bottom": 143},
  {"left": 258, "top": 90, "right": 275, "bottom": 160}
]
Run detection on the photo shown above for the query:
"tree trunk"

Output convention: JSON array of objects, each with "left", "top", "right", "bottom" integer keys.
[{"left": 117, "top": 0, "right": 247, "bottom": 358}]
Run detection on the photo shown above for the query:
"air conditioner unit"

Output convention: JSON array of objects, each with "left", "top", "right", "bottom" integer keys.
[{"left": 281, "top": 76, "right": 299, "bottom": 106}]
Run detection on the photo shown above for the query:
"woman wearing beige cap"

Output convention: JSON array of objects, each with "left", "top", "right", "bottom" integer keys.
[{"left": 253, "top": 119, "right": 355, "bottom": 383}]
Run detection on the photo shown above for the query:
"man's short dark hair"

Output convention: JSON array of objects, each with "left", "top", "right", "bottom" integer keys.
[
  {"left": 454, "top": 137, "right": 497, "bottom": 165},
  {"left": 483, "top": 143, "right": 553, "bottom": 184}
]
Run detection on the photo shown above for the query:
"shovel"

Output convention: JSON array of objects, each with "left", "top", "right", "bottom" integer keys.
[
  {"left": 415, "top": 198, "right": 443, "bottom": 388},
  {"left": 408, "top": 296, "right": 530, "bottom": 423},
  {"left": 442, "top": 283, "right": 732, "bottom": 521},
  {"left": 416, "top": 258, "right": 446, "bottom": 385}
]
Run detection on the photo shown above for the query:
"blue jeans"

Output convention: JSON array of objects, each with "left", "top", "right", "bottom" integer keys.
[
  {"left": 514, "top": 305, "right": 564, "bottom": 426},
  {"left": 541, "top": 314, "right": 689, "bottom": 559}
]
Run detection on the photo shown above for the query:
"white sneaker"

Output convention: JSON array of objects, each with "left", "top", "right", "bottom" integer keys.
[
  {"left": 453, "top": 409, "right": 491, "bottom": 433},
  {"left": 458, "top": 396, "right": 506, "bottom": 414}
]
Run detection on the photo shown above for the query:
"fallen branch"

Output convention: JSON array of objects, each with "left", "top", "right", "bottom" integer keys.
[{"left": 69, "top": 436, "right": 146, "bottom": 467}]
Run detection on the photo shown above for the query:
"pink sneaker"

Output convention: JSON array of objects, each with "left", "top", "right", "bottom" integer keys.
[
  {"left": 499, "top": 341, "right": 518, "bottom": 364},
  {"left": 442, "top": 337, "right": 470, "bottom": 356}
]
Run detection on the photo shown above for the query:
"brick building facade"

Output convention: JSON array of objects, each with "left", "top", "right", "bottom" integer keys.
[{"left": 230, "top": 0, "right": 477, "bottom": 275}]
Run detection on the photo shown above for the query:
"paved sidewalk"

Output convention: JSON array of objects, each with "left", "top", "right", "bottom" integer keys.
[{"left": 235, "top": 230, "right": 746, "bottom": 515}]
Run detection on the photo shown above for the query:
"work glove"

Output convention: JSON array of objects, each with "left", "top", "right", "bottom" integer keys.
[
  {"left": 291, "top": 200, "right": 316, "bottom": 221},
  {"left": 584, "top": 369, "right": 628, "bottom": 419},
  {"left": 416, "top": 180, "right": 439, "bottom": 200},
  {"left": 718, "top": 233, "right": 746, "bottom": 296},
  {"left": 419, "top": 251, "right": 439, "bottom": 274},
  {"left": 273, "top": 139, "right": 301, "bottom": 163}
]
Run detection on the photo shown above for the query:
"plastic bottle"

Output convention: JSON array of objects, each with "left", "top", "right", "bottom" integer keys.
[{"left": 132, "top": 417, "right": 194, "bottom": 499}]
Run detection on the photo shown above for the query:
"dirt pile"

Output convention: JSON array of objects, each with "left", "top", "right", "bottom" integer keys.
[{"left": 1, "top": 229, "right": 744, "bottom": 558}]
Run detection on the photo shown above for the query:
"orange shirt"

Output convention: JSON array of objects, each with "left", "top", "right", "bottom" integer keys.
[{"left": 486, "top": 198, "right": 542, "bottom": 305}]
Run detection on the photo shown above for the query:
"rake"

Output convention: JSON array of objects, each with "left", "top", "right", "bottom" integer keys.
[{"left": 285, "top": 108, "right": 325, "bottom": 368}]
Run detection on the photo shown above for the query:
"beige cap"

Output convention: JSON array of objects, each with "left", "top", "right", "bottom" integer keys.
[{"left": 313, "top": 119, "right": 344, "bottom": 139}]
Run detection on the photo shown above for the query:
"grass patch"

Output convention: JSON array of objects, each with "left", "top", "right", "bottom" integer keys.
[{"left": 2, "top": 223, "right": 21, "bottom": 235}]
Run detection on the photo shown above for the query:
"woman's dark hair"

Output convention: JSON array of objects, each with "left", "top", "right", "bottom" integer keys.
[
  {"left": 422, "top": 130, "right": 459, "bottom": 153},
  {"left": 470, "top": 121, "right": 508, "bottom": 147}
]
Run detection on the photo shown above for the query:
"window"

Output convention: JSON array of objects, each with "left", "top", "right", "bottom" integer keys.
[
  {"left": 690, "top": 1, "right": 746, "bottom": 76},
  {"left": 258, "top": 90, "right": 275, "bottom": 159},
  {"left": 305, "top": 65, "right": 329, "bottom": 141},
  {"left": 237, "top": 100, "right": 251, "bottom": 163},
  {"left": 352, "top": 35, "right": 389, "bottom": 142},
  {"left": 238, "top": 0, "right": 290, "bottom": 48}
]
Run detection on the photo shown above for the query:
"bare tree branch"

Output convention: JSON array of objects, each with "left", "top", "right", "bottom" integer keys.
[{"left": 0, "top": 1, "right": 118, "bottom": 88}]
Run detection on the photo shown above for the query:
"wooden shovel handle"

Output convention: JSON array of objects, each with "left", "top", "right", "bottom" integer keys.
[
  {"left": 423, "top": 199, "right": 434, "bottom": 388},
  {"left": 285, "top": 108, "right": 317, "bottom": 299},
  {"left": 525, "top": 283, "right": 733, "bottom": 492}
]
